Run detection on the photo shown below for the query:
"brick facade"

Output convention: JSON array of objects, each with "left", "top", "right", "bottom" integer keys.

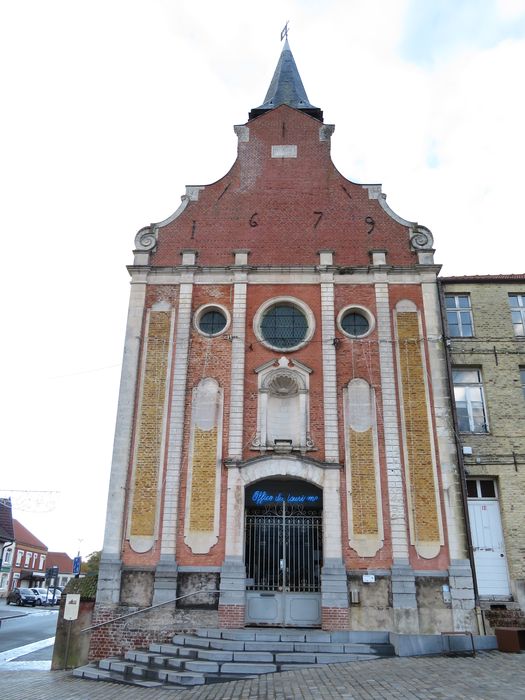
[{"left": 92, "top": 40, "right": 477, "bottom": 660}]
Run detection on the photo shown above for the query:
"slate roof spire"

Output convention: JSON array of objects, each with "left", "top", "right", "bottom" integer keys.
[{"left": 249, "top": 38, "right": 323, "bottom": 122}]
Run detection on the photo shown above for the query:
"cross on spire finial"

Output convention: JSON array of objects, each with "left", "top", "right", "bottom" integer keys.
[{"left": 280, "top": 21, "right": 289, "bottom": 41}]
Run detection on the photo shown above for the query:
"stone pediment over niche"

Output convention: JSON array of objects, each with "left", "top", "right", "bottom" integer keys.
[
  {"left": 254, "top": 355, "right": 313, "bottom": 376},
  {"left": 252, "top": 357, "right": 314, "bottom": 455}
]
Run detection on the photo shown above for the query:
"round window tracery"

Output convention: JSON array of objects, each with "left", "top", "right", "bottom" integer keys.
[
  {"left": 254, "top": 298, "right": 315, "bottom": 352},
  {"left": 261, "top": 304, "right": 307, "bottom": 348}
]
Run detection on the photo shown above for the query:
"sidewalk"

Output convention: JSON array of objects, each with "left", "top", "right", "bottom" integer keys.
[{"left": 0, "top": 651, "right": 524, "bottom": 700}]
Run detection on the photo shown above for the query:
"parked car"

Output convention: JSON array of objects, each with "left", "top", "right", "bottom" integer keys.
[
  {"left": 31, "top": 587, "right": 49, "bottom": 605},
  {"left": 46, "top": 588, "right": 62, "bottom": 605},
  {"left": 6, "top": 587, "right": 38, "bottom": 606}
]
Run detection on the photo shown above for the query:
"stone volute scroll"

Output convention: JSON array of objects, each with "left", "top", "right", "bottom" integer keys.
[
  {"left": 344, "top": 378, "right": 384, "bottom": 557},
  {"left": 184, "top": 378, "right": 224, "bottom": 554},
  {"left": 133, "top": 226, "right": 158, "bottom": 265},
  {"left": 409, "top": 225, "right": 434, "bottom": 251},
  {"left": 252, "top": 356, "right": 314, "bottom": 454}
]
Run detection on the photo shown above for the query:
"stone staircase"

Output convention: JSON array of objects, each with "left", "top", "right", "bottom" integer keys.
[{"left": 73, "top": 627, "right": 395, "bottom": 688}]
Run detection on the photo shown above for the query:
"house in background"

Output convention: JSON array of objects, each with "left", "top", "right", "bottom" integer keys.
[
  {"left": 46, "top": 552, "right": 75, "bottom": 588},
  {"left": 8, "top": 519, "right": 48, "bottom": 590},
  {"left": 0, "top": 498, "right": 15, "bottom": 596},
  {"left": 440, "top": 274, "right": 525, "bottom": 629}
]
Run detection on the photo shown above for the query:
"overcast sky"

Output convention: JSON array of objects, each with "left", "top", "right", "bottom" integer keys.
[{"left": 1, "top": 0, "right": 524, "bottom": 560}]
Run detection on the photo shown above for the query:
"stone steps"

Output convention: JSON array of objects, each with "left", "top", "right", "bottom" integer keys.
[{"left": 73, "top": 627, "right": 393, "bottom": 688}]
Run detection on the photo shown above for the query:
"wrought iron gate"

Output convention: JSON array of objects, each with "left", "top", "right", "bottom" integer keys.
[{"left": 245, "top": 503, "right": 323, "bottom": 626}]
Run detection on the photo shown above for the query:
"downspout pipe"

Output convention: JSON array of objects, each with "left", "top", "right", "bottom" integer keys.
[{"left": 437, "top": 279, "right": 485, "bottom": 634}]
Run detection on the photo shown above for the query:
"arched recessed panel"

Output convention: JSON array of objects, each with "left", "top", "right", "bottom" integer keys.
[
  {"left": 128, "top": 309, "right": 173, "bottom": 553},
  {"left": 395, "top": 308, "right": 443, "bottom": 559},
  {"left": 184, "top": 378, "right": 223, "bottom": 554},
  {"left": 344, "top": 379, "right": 384, "bottom": 557}
]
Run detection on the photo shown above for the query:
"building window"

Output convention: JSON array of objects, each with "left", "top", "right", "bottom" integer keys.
[
  {"left": 15, "top": 550, "right": 23, "bottom": 566},
  {"left": 3, "top": 547, "right": 12, "bottom": 565},
  {"left": 445, "top": 294, "right": 474, "bottom": 337},
  {"left": 509, "top": 294, "right": 525, "bottom": 336},
  {"left": 254, "top": 297, "right": 315, "bottom": 352},
  {"left": 337, "top": 305, "right": 375, "bottom": 339},
  {"left": 466, "top": 478, "right": 497, "bottom": 499},
  {"left": 452, "top": 368, "right": 489, "bottom": 433},
  {"left": 520, "top": 367, "right": 525, "bottom": 400},
  {"left": 194, "top": 304, "right": 230, "bottom": 337}
]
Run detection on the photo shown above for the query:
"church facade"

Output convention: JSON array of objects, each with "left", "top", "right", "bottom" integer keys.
[{"left": 94, "top": 41, "right": 477, "bottom": 653}]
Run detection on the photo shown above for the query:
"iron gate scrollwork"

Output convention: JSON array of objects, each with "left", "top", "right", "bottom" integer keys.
[{"left": 245, "top": 502, "right": 322, "bottom": 593}]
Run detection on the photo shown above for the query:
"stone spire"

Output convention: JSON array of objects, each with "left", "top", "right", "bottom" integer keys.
[{"left": 249, "top": 39, "right": 323, "bottom": 121}]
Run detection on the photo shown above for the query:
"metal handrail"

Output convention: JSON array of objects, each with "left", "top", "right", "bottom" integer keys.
[{"left": 80, "top": 588, "right": 220, "bottom": 633}]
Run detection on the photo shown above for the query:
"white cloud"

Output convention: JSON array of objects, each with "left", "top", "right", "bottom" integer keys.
[{"left": 497, "top": 0, "right": 525, "bottom": 19}]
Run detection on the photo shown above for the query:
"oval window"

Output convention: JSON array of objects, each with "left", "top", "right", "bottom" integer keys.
[
  {"left": 196, "top": 308, "right": 228, "bottom": 336},
  {"left": 340, "top": 311, "right": 369, "bottom": 337}
]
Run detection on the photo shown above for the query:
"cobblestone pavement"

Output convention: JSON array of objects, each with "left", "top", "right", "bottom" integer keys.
[{"left": 0, "top": 651, "right": 524, "bottom": 700}]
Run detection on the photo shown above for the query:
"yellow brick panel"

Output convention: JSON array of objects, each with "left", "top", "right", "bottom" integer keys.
[
  {"left": 189, "top": 427, "right": 218, "bottom": 532},
  {"left": 130, "top": 311, "right": 170, "bottom": 537},
  {"left": 397, "top": 312, "right": 440, "bottom": 543},
  {"left": 349, "top": 428, "right": 378, "bottom": 535}
]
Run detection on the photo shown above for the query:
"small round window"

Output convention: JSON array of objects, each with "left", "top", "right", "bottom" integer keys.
[
  {"left": 338, "top": 306, "right": 375, "bottom": 339},
  {"left": 195, "top": 305, "right": 230, "bottom": 337}
]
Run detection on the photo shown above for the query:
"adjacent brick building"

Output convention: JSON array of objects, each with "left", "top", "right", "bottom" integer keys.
[
  {"left": 46, "top": 551, "right": 75, "bottom": 588},
  {"left": 93, "top": 39, "right": 476, "bottom": 658},
  {"left": 7, "top": 519, "right": 48, "bottom": 590},
  {"left": 440, "top": 275, "right": 525, "bottom": 628}
]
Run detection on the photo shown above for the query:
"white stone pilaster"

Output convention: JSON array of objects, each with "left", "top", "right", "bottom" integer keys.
[
  {"left": 159, "top": 276, "right": 194, "bottom": 560},
  {"left": 320, "top": 275, "right": 339, "bottom": 462},
  {"left": 375, "top": 282, "right": 409, "bottom": 561},
  {"left": 323, "top": 469, "right": 343, "bottom": 561},
  {"left": 228, "top": 276, "right": 247, "bottom": 458},
  {"left": 97, "top": 273, "right": 147, "bottom": 603},
  {"left": 225, "top": 467, "right": 244, "bottom": 558}
]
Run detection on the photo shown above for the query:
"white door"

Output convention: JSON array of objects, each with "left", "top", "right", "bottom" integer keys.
[{"left": 468, "top": 484, "right": 510, "bottom": 597}]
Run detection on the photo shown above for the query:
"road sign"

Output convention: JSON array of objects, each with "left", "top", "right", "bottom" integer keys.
[
  {"left": 64, "top": 593, "right": 81, "bottom": 620},
  {"left": 73, "top": 556, "right": 81, "bottom": 575}
]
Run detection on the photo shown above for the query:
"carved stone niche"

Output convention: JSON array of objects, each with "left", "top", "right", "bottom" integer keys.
[{"left": 252, "top": 356, "right": 314, "bottom": 454}]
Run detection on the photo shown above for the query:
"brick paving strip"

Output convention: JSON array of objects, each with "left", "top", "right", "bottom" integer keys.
[{"left": 0, "top": 651, "right": 524, "bottom": 700}]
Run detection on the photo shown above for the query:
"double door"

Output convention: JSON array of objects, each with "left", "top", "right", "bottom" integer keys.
[{"left": 244, "top": 503, "right": 322, "bottom": 626}]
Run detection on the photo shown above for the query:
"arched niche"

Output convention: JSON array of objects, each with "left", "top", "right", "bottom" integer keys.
[{"left": 252, "top": 357, "right": 314, "bottom": 454}]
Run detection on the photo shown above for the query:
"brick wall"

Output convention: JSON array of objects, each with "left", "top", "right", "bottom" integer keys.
[
  {"left": 322, "top": 607, "right": 349, "bottom": 631},
  {"left": 150, "top": 105, "right": 416, "bottom": 269},
  {"left": 88, "top": 604, "right": 219, "bottom": 660}
]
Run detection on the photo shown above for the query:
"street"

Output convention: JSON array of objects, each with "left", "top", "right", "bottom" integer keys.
[{"left": 0, "top": 605, "right": 58, "bottom": 670}]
